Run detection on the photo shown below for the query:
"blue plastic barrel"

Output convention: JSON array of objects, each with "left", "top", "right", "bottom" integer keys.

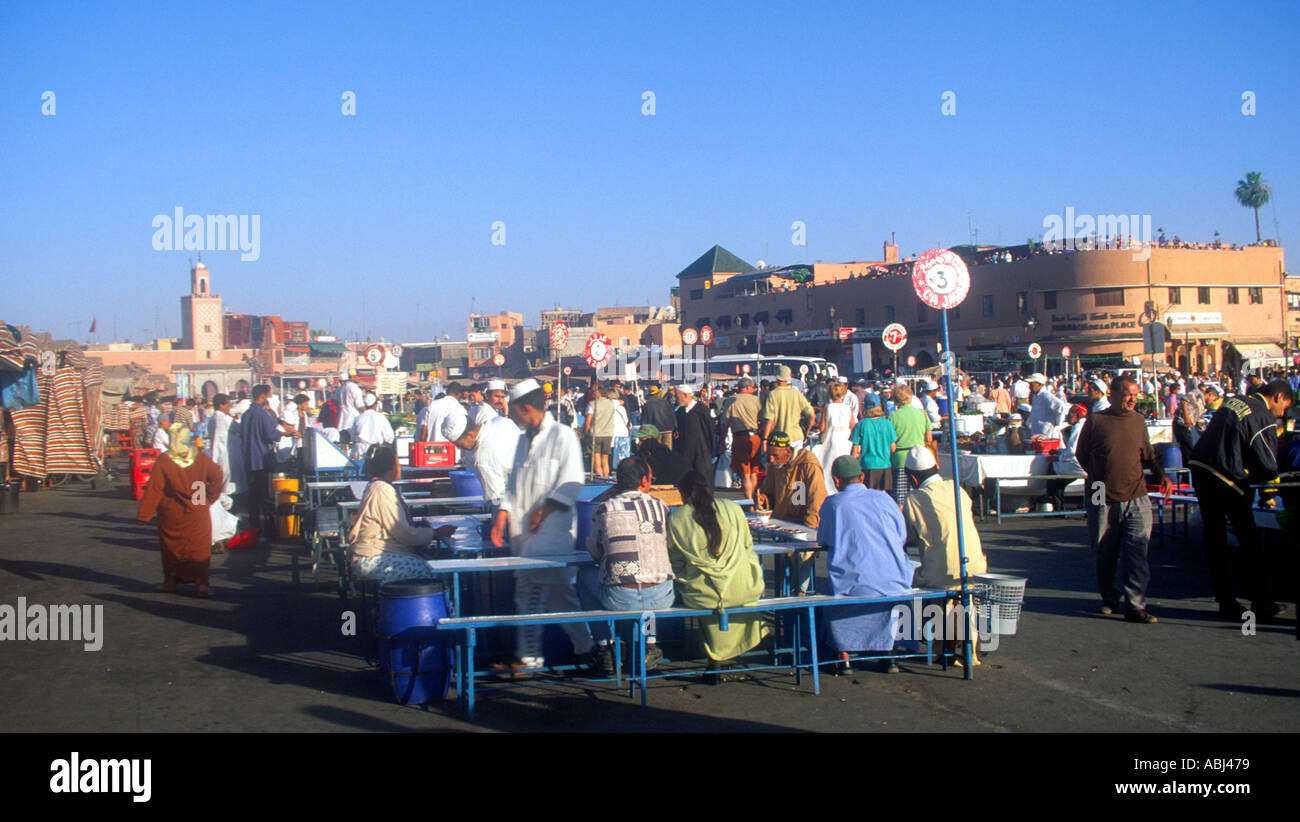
[
  {"left": 378, "top": 579, "right": 453, "bottom": 704},
  {"left": 575, "top": 499, "right": 602, "bottom": 549},
  {"left": 449, "top": 469, "right": 484, "bottom": 497},
  {"left": 937, "top": 398, "right": 950, "bottom": 417},
  {"left": 1158, "top": 443, "right": 1183, "bottom": 470}
]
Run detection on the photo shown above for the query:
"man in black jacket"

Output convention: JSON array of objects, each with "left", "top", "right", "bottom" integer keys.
[
  {"left": 673, "top": 384, "right": 715, "bottom": 482},
  {"left": 1189, "top": 379, "right": 1294, "bottom": 621},
  {"left": 632, "top": 425, "right": 689, "bottom": 487},
  {"left": 640, "top": 385, "right": 676, "bottom": 449}
]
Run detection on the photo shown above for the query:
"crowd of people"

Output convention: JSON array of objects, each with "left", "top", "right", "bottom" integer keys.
[{"left": 130, "top": 356, "right": 1299, "bottom": 669}]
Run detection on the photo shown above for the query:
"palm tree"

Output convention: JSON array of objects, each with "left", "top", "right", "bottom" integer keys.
[{"left": 1234, "top": 171, "right": 1272, "bottom": 243}]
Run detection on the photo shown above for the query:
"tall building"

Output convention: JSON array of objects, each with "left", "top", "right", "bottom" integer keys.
[{"left": 179, "top": 261, "right": 223, "bottom": 360}]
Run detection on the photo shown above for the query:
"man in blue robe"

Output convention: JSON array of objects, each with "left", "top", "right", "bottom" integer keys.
[{"left": 816, "top": 455, "right": 913, "bottom": 673}]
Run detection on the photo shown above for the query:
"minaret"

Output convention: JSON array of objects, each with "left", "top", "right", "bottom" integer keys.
[{"left": 180, "top": 261, "right": 224, "bottom": 358}]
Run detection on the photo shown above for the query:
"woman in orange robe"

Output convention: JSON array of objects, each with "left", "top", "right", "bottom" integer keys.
[{"left": 137, "top": 422, "right": 225, "bottom": 597}]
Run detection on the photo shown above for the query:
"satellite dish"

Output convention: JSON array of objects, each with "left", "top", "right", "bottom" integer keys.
[{"left": 756, "top": 259, "right": 767, "bottom": 268}]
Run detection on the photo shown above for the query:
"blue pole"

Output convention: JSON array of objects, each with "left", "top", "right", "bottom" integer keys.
[{"left": 941, "top": 309, "right": 974, "bottom": 678}]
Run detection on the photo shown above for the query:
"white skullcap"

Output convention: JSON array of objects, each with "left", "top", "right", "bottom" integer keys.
[
  {"left": 1017, "top": 402, "right": 1033, "bottom": 414},
  {"left": 1091, "top": 378, "right": 1108, "bottom": 393},
  {"left": 924, "top": 380, "right": 940, "bottom": 391},
  {"left": 676, "top": 383, "right": 697, "bottom": 394},
  {"left": 904, "top": 444, "right": 937, "bottom": 472},
  {"left": 363, "top": 392, "right": 378, "bottom": 406},
  {"left": 443, "top": 411, "right": 468, "bottom": 442},
  {"left": 509, "top": 378, "right": 541, "bottom": 401},
  {"left": 485, "top": 379, "right": 507, "bottom": 392}
]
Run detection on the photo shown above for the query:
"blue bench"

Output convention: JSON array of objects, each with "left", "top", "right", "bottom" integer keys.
[{"left": 431, "top": 588, "right": 959, "bottom": 719}]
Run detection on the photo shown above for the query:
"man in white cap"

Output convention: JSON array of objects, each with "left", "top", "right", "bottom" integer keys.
[
  {"left": 484, "top": 379, "right": 509, "bottom": 418},
  {"left": 920, "top": 380, "right": 942, "bottom": 432},
  {"left": 466, "top": 383, "right": 493, "bottom": 426},
  {"left": 1026, "top": 372, "right": 1069, "bottom": 439},
  {"left": 350, "top": 391, "right": 395, "bottom": 459},
  {"left": 1086, "top": 378, "right": 1111, "bottom": 414},
  {"left": 417, "top": 384, "right": 469, "bottom": 461},
  {"left": 673, "top": 383, "right": 715, "bottom": 481},
  {"left": 453, "top": 406, "right": 521, "bottom": 509},
  {"left": 334, "top": 372, "right": 365, "bottom": 433},
  {"left": 901, "top": 444, "right": 988, "bottom": 666},
  {"left": 489, "top": 378, "right": 597, "bottom": 673}
]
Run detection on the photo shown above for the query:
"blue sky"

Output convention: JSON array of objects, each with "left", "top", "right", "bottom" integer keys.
[{"left": 2, "top": 0, "right": 1296, "bottom": 344}]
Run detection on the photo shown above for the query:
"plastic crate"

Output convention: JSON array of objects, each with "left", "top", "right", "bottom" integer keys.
[{"left": 410, "top": 441, "right": 456, "bottom": 468}]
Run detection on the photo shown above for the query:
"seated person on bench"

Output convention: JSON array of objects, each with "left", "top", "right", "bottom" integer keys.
[
  {"left": 755, "top": 432, "right": 827, "bottom": 594},
  {"left": 667, "top": 471, "right": 769, "bottom": 678},
  {"left": 817, "top": 455, "right": 914, "bottom": 674},
  {"left": 346, "top": 445, "right": 455, "bottom": 583},
  {"left": 577, "top": 457, "right": 675, "bottom": 675},
  {"left": 902, "top": 445, "right": 988, "bottom": 666}
]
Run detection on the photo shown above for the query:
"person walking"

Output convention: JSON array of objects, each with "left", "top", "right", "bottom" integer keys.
[{"left": 1075, "top": 376, "right": 1173, "bottom": 623}]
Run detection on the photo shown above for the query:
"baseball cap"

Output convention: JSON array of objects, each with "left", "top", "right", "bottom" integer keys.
[
  {"left": 767, "top": 432, "right": 792, "bottom": 448},
  {"left": 634, "top": 424, "right": 659, "bottom": 439},
  {"left": 831, "top": 455, "right": 864, "bottom": 480}
]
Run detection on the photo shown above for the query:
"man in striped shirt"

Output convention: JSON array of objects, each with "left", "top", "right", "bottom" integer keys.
[{"left": 576, "top": 457, "right": 674, "bottom": 673}]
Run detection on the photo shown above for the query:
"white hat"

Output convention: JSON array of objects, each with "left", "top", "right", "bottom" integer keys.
[
  {"left": 1028, "top": 372, "right": 1047, "bottom": 384},
  {"left": 1090, "top": 378, "right": 1108, "bottom": 393},
  {"left": 1017, "top": 402, "right": 1033, "bottom": 414},
  {"left": 924, "top": 380, "right": 940, "bottom": 391},
  {"left": 339, "top": 371, "right": 351, "bottom": 380},
  {"left": 509, "top": 378, "right": 541, "bottom": 401},
  {"left": 904, "top": 444, "right": 937, "bottom": 471},
  {"left": 443, "top": 413, "right": 468, "bottom": 442},
  {"left": 838, "top": 376, "right": 849, "bottom": 384},
  {"left": 363, "top": 392, "right": 378, "bottom": 406},
  {"left": 1202, "top": 382, "right": 1223, "bottom": 394},
  {"left": 676, "top": 383, "right": 698, "bottom": 394},
  {"left": 1009, "top": 413, "right": 1023, "bottom": 421},
  {"left": 485, "top": 379, "right": 507, "bottom": 392}
]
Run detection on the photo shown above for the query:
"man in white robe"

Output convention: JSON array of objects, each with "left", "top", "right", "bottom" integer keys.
[
  {"left": 351, "top": 392, "right": 395, "bottom": 459},
  {"left": 418, "top": 390, "right": 469, "bottom": 463},
  {"left": 334, "top": 374, "right": 365, "bottom": 433},
  {"left": 1026, "top": 373, "right": 1070, "bottom": 439},
  {"left": 208, "top": 393, "right": 245, "bottom": 496},
  {"left": 454, "top": 413, "right": 521, "bottom": 508},
  {"left": 489, "top": 379, "right": 596, "bottom": 671}
]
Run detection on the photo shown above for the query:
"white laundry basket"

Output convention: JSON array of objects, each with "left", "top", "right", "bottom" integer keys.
[{"left": 972, "top": 573, "right": 1027, "bottom": 636}]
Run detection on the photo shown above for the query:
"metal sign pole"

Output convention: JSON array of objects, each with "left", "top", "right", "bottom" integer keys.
[{"left": 942, "top": 308, "right": 974, "bottom": 678}]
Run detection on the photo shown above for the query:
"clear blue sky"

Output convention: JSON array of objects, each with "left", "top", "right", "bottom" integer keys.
[{"left": 2, "top": 0, "right": 1297, "bottom": 344}]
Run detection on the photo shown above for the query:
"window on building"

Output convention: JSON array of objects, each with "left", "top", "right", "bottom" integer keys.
[
  {"left": 1287, "top": 293, "right": 1300, "bottom": 311},
  {"left": 1169, "top": 287, "right": 1181, "bottom": 304},
  {"left": 1094, "top": 288, "right": 1124, "bottom": 307},
  {"left": 1198, "top": 287, "right": 1211, "bottom": 304},
  {"left": 204, "top": 324, "right": 211, "bottom": 332},
  {"left": 1249, "top": 287, "right": 1263, "bottom": 304},
  {"left": 854, "top": 308, "right": 865, "bottom": 326},
  {"left": 917, "top": 304, "right": 928, "bottom": 322},
  {"left": 1227, "top": 287, "right": 1239, "bottom": 304},
  {"left": 1017, "top": 292, "right": 1029, "bottom": 314},
  {"left": 982, "top": 295, "right": 994, "bottom": 317},
  {"left": 884, "top": 305, "right": 895, "bottom": 323},
  {"left": 690, "top": 289, "right": 703, "bottom": 300},
  {"left": 1042, "top": 291, "right": 1057, "bottom": 310}
]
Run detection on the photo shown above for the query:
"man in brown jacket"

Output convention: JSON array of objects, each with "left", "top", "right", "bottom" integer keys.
[
  {"left": 757, "top": 432, "right": 827, "bottom": 593},
  {"left": 1075, "top": 376, "right": 1173, "bottom": 624}
]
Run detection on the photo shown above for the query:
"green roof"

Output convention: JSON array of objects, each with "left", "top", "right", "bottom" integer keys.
[
  {"left": 675, "top": 245, "right": 755, "bottom": 280},
  {"left": 308, "top": 341, "right": 348, "bottom": 355}
]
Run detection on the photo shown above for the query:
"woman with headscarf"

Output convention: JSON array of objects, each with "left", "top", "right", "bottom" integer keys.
[
  {"left": 666, "top": 471, "right": 768, "bottom": 679},
  {"left": 136, "top": 422, "right": 225, "bottom": 597}
]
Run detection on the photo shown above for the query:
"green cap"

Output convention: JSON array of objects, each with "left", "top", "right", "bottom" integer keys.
[
  {"left": 831, "top": 455, "right": 864, "bottom": 481},
  {"left": 634, "top": 424, "right": 659, "bottom": 439}
]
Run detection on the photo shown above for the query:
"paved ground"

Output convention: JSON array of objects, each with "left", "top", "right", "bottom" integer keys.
[{"left": 1, "top": 470, "right": 1296, "bottom": 733}]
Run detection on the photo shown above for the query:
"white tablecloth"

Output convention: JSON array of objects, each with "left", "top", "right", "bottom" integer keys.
[{"left": 938, "top": 453, "right": 1084, "bottom": 494}]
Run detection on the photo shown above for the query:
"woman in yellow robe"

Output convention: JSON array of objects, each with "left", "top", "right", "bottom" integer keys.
[{"left": 666, "top": 471, "right": 768, "bottom": 665}]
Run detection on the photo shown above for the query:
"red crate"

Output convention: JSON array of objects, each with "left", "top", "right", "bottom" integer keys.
[
  {"left": 132, "top": 463, "right": 155, "bottom": 485},
  {"left": 132, "top": 480, "right": 149, "bottom": 501},
  {"left": 410, "top": 441, "right": 456, "bottom": 468},
  {"left": 130, "top": 448, "right": 161, "bottom": 468}
]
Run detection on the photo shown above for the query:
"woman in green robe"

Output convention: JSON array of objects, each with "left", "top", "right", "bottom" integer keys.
[{"left": 667, "top": 471, "right": 768, "bottom": 663}]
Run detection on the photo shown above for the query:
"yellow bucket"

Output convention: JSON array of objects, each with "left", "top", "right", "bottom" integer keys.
[{"left": 275, "top": 489, "right": 301, "bottom": 539}]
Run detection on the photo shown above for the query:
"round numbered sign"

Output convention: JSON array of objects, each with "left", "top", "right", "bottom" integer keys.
[
  {"left": 364, "top": 345, "right": 385, "bottom": 366},
  {"left": 799, "top": 364, "right": 809, "bottom": 376},
  {"left": 699, "top": 325, "right": 714, "bottom": 346},
  {"left": 741, "top": 363, "right": 751, "bottom": 374},
  {"left": 316, "top": 378, "right": 328, "bottom": 388},
  {"left": 391, "top": 344, "right": 404, "bottom": 357},
  {"left": 563, "top": 365, "right": 573, "bottom": 376},
  {"left": 585, "top": 333, "right": 612, "bottom": 369},
  {"left": 551, "top": 321, "right": 569, "bottom": 349},
  {"left": 882, "top": 322, "right": 908, "bottom": 352},
  {"left": 1061, "top": 345, "right": 1072, "bottom": 358},
  {"left": 492, "top": 352, "right": 505, "bottom": 367},
  {"left": 906, "top": 355, "right": 917, "bottom": 367},
  {"left": 1255, "top": 346, "right": 1266, "bottom": 360},
  {"left": 1028, "top": 343, "right": 1043, "bottom": 360},
  {"left": 682, "top": 327, "right": 699, "bottom": 346},
  {"left": 912, "top": 249, "right": 971, "bottom": 310}
]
